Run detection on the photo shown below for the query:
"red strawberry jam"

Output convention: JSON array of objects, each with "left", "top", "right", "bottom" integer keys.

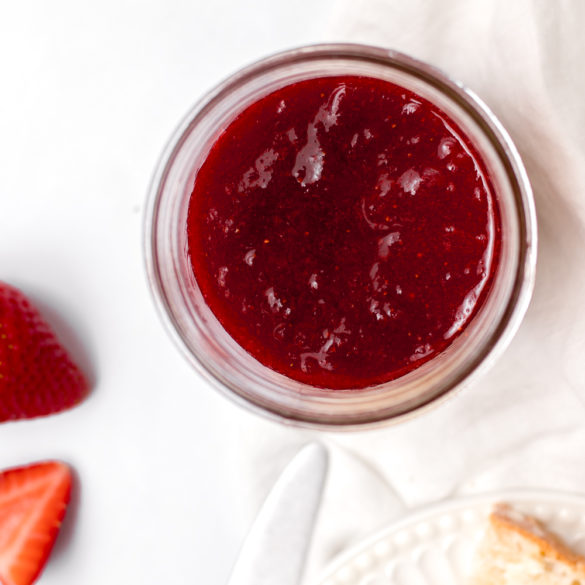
[{"left": 187, "top": 76, "right": 500, "bottom": 389}]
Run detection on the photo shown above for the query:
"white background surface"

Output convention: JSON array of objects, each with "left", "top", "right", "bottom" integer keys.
[
  {"left": 4, "top": 1, "right": 585, "bottom": 585},
  {"left": 0, "top": 2, "right": 339, "bottom": 583}
]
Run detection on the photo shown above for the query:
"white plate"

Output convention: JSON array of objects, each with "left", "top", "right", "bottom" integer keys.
[{"left": 316, "top": 491, "right": 585, "bottom": 585}]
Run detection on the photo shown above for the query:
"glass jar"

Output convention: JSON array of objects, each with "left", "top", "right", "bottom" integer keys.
[{"left": 144, "top": 44, "right": 536, "bottom": 430}]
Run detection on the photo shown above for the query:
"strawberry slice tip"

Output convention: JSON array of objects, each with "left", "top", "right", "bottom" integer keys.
[{"left": 0, "top": 461, "right": 72, "bottom": 585}]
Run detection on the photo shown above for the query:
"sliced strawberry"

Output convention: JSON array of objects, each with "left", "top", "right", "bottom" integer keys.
[
  {"left": 0, "top": 282, "right": 88, "bottom": 422},
  {"left": 0, "top": 461, "right": 72, "bottom": 585}
]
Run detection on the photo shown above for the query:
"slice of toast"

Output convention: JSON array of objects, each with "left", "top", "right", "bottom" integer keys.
[{"left": 469, "top": 503, "right": 585, "bottom": 585}]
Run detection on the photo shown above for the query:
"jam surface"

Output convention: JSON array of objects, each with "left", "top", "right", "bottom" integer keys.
[{"left": 187, "top": 76, "right": 500, "bottom": 389}]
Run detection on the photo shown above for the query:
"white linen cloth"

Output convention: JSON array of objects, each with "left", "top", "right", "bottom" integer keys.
[{"left": 218, "top": 2, "right": 585, "bottom": 583}]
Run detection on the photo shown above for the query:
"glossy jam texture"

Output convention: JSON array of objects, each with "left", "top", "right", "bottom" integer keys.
[{"left": 187, "top": 75, "right": 501, "bottom": 389}]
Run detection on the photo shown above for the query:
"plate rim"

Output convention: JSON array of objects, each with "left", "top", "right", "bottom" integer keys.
[{"left": 315, "top": 488, "right": 585, "bottom": 583}]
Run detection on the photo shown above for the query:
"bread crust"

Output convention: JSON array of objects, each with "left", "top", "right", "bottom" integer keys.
[
  {"left": 491, "top": 504, "right": 585, "bottom": 573},
  {"left": 469, "top": 503, "right": 585, "bottom": 585}
]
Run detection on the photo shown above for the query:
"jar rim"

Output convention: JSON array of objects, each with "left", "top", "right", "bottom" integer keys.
[{"left": 144, "top": 43, "right": 537, "bottom": 430}]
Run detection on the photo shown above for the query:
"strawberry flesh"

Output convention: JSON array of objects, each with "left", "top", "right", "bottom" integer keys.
[
  {"left": 0, "top": 461, "right": 72, "bottom": 585},
  {"left": 0, "top": 282, "right": 88, "bottom": 422}
]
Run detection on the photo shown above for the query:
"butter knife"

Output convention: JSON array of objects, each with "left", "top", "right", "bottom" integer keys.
[{"left": 227, "top": 442, "right": 329, "bottom": 585}]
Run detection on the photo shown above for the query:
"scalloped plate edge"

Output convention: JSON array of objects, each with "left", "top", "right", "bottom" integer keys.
[{"left": 315, "top": 489, "right": 585, "bottom": 585}]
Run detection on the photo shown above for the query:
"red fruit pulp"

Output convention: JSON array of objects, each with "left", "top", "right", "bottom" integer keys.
[
  {"left": 0, "top": 460, "right": 72, "bottom": 585},
  {"left": 187, "top": 75, "right": 501, "bottom": 389}
]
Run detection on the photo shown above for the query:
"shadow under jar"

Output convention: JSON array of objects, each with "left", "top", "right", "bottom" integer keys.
[{"left": 144, "top": 44, "right": 536, "bottom": 430}]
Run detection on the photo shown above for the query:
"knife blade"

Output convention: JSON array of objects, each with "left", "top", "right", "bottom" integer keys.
[{"left": 227, "top": 442, "right": 329, "bottom": 585}]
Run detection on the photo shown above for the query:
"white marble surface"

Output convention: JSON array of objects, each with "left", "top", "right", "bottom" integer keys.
[{"left": 3, "top": 1, "right": 585, "bottom": 584}]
